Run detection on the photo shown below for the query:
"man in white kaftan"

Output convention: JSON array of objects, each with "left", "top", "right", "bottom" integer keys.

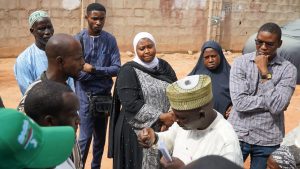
[{"left": 138, "top": 75, "right": 243, "bottom": 168}]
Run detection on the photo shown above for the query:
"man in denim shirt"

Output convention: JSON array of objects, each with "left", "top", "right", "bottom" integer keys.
[{"left": 74, "top": 3, "right": 121, "bottom": 169}]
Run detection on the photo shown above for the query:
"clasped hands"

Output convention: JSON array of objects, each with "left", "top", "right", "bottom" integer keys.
[{"left": 138, "top": 128, "right": 185, "bottom": 169}]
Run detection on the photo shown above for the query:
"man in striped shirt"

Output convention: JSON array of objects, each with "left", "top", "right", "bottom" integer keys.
[{"left": 228, "top": 22, "right": 297, "bottom": 169}]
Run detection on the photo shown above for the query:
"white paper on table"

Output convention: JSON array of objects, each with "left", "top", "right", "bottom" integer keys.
[{"left": 157, "top": 139, "right": 172, "bottom": 162}]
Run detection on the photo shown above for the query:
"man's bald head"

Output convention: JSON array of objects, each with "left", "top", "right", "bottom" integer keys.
[
  {"left": 46, "top": 33, "right": 81, "bottom": 60},
  {"left": 45, "top": 33, "right": 84, "bottom": 79}
]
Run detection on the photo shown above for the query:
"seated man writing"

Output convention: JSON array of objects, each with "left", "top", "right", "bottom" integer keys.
[{"left": 138, "top": 75, "right": 243, "bottom": 168}]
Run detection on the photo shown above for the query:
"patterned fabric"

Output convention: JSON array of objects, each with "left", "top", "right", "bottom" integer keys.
[
  {"left": 166, "top": 75, "right": 212, "bottom": 110},
  {"left": 228, "top": 52, "right": 297, "bottom": 146},
  {"left": 129, "top": 68, "right": 170, "bottom": 130},
  {"left": 282, "top": 125, "right": 300, "bottom": 168},
  {"left": 129, "top": 68, "right": 170, "bottom": 169},
  {"left": 28, "top": 10, "right": 48, "bottom": 27},
  {"left": 107, "top": 59, "right": 177, "bottom": 169},
  {"left": 17, "top": 80, "right": 42, "bottom": 112},
  {"left": 271, "top": 146, "right": 297, "bottom": 169}
]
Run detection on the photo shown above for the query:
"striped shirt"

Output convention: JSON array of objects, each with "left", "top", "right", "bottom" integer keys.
[{"left": 228, "top": 52, "right": 297, "bottom": 146}]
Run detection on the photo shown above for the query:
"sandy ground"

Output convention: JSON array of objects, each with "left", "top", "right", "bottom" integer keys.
[{"left": 1, "top": 52, "right": 299, "bottom": 169}]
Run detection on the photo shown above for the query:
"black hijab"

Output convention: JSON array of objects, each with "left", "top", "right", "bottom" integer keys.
[
  {"left": 108, "top": 58, "right": 177, "bottom": 158},
  {"left": 189, "top": 40, "right": 231, "bottom": 115}
]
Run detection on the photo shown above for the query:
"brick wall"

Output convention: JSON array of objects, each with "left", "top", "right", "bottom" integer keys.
[
  {"left": 219, "top": 0, "right": 300, "bottom": 51},
  {"left": 105, "top": 0, "right": 209, "bottom": 52},
  {"left": 0, "top": 0, "right": 299, "bottom": 58}
]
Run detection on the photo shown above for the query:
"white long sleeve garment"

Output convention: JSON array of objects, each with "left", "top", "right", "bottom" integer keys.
[{"left": 157, "top": 112, "right": 243, "bottom": 167}]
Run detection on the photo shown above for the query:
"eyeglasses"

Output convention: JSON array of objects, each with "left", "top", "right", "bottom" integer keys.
[{"left": 255, "top": 39, "right": 276, "bottom": 48}]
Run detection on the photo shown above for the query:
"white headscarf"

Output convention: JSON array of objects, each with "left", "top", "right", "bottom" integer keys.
[{"left": 133, "top": 32, "right": 159, "bottom": 69}]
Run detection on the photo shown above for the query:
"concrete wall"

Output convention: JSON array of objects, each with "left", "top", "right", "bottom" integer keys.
[
  {"left": 219, "top": 0, "right": 300, "bottom": 51},
  {"left": 106, "top": 0, "right": 209, "bottom": 52},
  {"left": 0, "top": 0, "right": 87, "bottom": 57},
  {"left": 0, "top": 0, "right": 299, "bottom": 58}
]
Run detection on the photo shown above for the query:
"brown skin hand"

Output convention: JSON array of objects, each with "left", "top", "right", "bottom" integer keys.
[
  {"left": 224, "top": 105, "right": 232, "bottom": 119},
  {"left": 138, "top": 102, "right": 217, "bottom": 148},
  {"left": 255, "top": 31, "right": 282, "bottom": 81},
  {"left": 159, "top": 111, "right": 175, "bottom": 131},
  {"left": 83, "top": 63, "right": 96, "bottom": 73},
  {"left": 138, "top": 128, "right": 156, "bottom": 148},
  {"left": 266, "top": 156, "right": 281, "bottom": 169}
]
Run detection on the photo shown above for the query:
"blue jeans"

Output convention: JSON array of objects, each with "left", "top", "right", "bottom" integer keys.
[
  {"left": 239, "top": 141, "right": 279, "bottom": 169},
  {"left": 79, "top": 109, "right": 108, "bottom": 169}
]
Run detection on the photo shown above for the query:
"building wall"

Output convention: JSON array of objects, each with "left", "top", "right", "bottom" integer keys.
[
  {"left": 105, "top": 0, "right": 209, "bottom": 52},
  {"left": 0, "top": 0, "right": 299, "bottom": 58},
  {"left": 219, "top": 0, "right": 300, "bottom": 51}
]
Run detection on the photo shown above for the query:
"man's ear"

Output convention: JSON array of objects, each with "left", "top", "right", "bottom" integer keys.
[
  {"left": 30, "top": 27, "right": 34, "bottom": 34},
  {"left": 85, "top": 14, "right": 88, "bottom": 20},
  {"left": 278, "top": 40, "right": 282, "bottom": 48},
  {"left": 44, "top": 115, "right": 55, "bottom": 126},
  {"left": 56, "top": 56, "right": 64, "bottom": 65},
  {"left": 199, "top": 111, "right": 205, "bottom": 118}
]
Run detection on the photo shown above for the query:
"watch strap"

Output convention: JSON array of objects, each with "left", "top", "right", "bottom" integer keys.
[{"left": 261, "top": 73, "right": 272, "bottom": 79}]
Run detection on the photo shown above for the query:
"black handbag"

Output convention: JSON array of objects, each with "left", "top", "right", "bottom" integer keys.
[{"left": 88, "top": 94, "right": 112, "bottom": 117}]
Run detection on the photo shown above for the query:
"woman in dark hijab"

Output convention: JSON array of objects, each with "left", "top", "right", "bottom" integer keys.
[{"left": 189, "top": 40, "right": 232, "bottom": 118}]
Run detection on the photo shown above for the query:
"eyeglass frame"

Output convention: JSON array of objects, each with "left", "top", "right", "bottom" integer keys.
[{"left": 254, "top": 39, "right": 277, "bottom": 48}]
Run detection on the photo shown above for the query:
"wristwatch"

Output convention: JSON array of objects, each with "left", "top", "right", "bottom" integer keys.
[{"left": 261, "top": 73, "right": 272, "bottom": 80}]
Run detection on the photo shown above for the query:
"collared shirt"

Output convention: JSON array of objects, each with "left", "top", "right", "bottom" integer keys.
[
  {"left": 74, "top": 29, "right": 121, "bottom": 96},
  {"left": 228, "top": 52, "right": 297, "bottom": 146},
  {"left": 157, "top": 113, "right": 243, "bottom": 166},
  {"left": 14, "top": 43, "right": 74, "bottom": 95},
  {"left": 17, "top": 71, "right": 69, "bottom": 112}
]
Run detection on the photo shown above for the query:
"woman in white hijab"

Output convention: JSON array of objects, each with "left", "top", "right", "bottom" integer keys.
[{"left": 108, "top": 32, "right": 177, "bottom": 169}]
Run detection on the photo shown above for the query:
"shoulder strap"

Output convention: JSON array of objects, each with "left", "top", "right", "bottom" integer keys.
[{"left": 79, "top": 33, "right": 84, "bottom": 54}]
